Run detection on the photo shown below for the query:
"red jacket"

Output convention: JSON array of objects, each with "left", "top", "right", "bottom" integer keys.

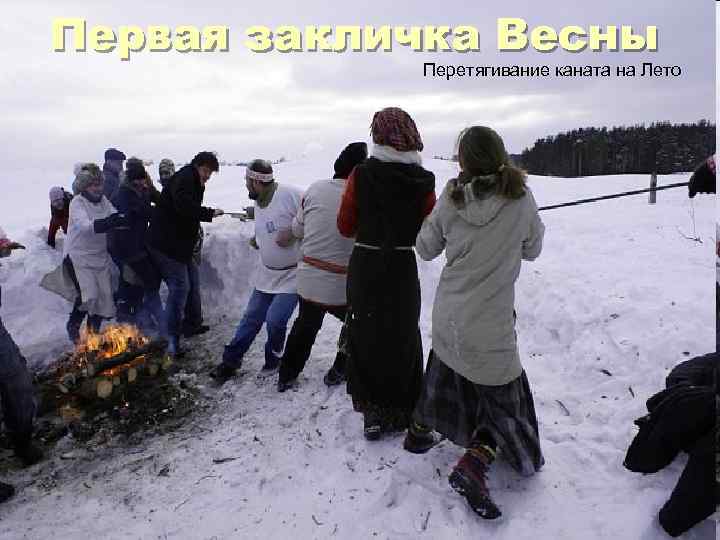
[{"left": 48, "top": 194, "right": 72, "bottom": 247}]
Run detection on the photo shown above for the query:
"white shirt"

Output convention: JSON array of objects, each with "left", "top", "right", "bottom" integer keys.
[{"left": 252, "top": 184, "right": 302, "bottom": 294}]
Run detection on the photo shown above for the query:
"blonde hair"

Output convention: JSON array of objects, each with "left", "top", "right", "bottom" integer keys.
[{"left": 449, "top": 126, "right": 527, "bottom": 208}]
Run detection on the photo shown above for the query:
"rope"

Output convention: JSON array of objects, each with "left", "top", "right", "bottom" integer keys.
[{"left": 538, "top": 181, "right": 689, "bottom": 211}]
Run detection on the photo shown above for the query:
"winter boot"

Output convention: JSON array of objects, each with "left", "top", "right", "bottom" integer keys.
[
  {"left": 0, "top": 482, "right": 15, "bottom": 504},
  {"left": 277, "top": 377, "right": 298, "bottom": 393},
  {"left": 449, "top": 445, "right": 502, "bottom": 520},
  {"left": 209, "top": 363, "right": 237, "bottom": 385},
  {"left": 363, "top": 411, "right": 382, "bottom": 441},
  {"left": 183, "top": 324, "right": 210, "bottom": 338},
  {"left": 167, "top": 335, "right": 186, "bottom": 359},
  {"left": 14, "top": 440, "right": 44, "bottom": 467},
  {"left": 87, "top": 315, "right": 103, "bottom": 335},
  {"left": 262, "top": 354, "right": 281, "bottom": 372},
  {"left": 323, "top": 366, "right": 346, "bottom": 386},
  {"left": 403, "top": 422, "right": 438, "bottom": 454},
  {"left": 115, "top": 300, "right": 134, "bottom": 324},
  {"left": 66, "top": 306, "right": 85, "bottom": 344}
]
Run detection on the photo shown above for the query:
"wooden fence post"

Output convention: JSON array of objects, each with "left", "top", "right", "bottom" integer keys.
[{"left": 648, "top": 172, "right": 657, "bottom": 204}]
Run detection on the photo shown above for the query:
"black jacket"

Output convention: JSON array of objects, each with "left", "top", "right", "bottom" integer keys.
[
  {"left": 147, "top": 165, "right": 215, "bottom": 263},
  {"left": 353, "top": 158, "right": 435, "bottom": 248},
  {"left": 624, "top": 353, "right": 718, "bottom": 537}
]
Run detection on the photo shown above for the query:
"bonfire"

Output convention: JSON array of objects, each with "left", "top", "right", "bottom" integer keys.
[{"left": 48, "top": 324, "right": 170, "bottom": 401}]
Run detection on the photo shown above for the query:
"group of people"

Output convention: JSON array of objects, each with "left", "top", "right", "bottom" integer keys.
[
  {"left": 203, "top": 108, "right": 546, "bottom": 519},
  {"left": 42, "top": 150, "right": 221, "bottom": 355},
  {"left": 2, "top": 107, "right": 711, "bottom": 531},
  {"left": 1, "top": 108, "right": 547, "bottom": 517}
]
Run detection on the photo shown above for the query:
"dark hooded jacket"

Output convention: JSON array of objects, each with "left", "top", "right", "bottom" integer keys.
[{"left": 108, "top": 180, "right": 158, "bottom": 262}]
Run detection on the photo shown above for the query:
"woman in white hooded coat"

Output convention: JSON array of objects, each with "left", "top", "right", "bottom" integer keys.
[{"left": 42, "top": 164, "right": 126, "bottom": 342}]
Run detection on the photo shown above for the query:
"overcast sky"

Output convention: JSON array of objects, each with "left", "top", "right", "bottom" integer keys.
[{"left": 1, "top": 0, "right": 715, "bottom": 169}]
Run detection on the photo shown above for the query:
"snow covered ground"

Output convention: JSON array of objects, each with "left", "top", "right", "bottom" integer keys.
[{"left": 0, "top": 158, "right": 715, "bottom": 539}]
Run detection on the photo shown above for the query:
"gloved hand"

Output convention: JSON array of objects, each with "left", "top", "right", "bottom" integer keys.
[{"left": 93, "top": 213, "right": 128, "bottom": 233}]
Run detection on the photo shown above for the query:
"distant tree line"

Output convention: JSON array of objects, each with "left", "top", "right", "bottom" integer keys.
[{"left": 516, "top": 121, "right": 715, "bottom": 177}]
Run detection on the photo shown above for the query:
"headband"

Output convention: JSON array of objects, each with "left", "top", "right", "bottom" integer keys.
[{"left": 246, "top": 169, "right": 274, "bottom": 183}]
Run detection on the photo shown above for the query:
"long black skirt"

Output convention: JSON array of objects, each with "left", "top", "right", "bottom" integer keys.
[
  {"left": 414, "top": 351, "right": 544, "bottom": 476},
  {"left": 345, "top": 248, "right": 423, "bottom": 431}
]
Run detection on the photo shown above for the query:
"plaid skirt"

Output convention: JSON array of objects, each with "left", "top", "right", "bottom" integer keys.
[{"left": 413, "top": 351, "right": 544, "bottom": 476}]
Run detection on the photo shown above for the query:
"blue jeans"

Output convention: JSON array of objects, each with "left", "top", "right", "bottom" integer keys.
[
  {"left": 148, "top": 248, "right": 189, "bottom": 340},
  {"left": 223, "top": 289, "right": 298, "bottom": 369}
]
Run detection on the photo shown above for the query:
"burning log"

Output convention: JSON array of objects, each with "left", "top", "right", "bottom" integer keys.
[
  {"left": 91, "top": 339, "right": 168, "bottom": 374},
  {"left": 146, "top": 362, "right": 160, "bottom": 377}
]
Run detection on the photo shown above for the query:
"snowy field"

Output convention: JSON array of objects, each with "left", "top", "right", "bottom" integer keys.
[{"left": 0, "top": 157, "right": 715, "bottom": 539}]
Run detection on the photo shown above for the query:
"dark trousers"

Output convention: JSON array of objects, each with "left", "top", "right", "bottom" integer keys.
[
  {"left": 111, "top": 253, "right": 136, "bottom": 323},
  {"left": 125, "top": 256, "right": 164, "bottom": 333},
  {"left": 279, "top": 298, "right": 347, "bottom": 383},
  {"left": 183, "top": 259, "right": 202, "bottom": 330},
  {"left": 0, "top": 315, "right": 36, "bottom": 446}
]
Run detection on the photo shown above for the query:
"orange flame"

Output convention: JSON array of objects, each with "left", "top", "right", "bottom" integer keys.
[{"left": 75, "top": 323, "right": 150, "bottom": 359}]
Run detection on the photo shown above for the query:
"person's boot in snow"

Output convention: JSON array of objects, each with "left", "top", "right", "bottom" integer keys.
[
  {"left": 0, "top": 482, "right": 15, "bottom": 503},
  {"left": 323, "top": 365, "right": 346, "bottom": 386},
  {"left": 209, "top": 363, "right": 237, "bottom": 384},
  {"left": 262, "top": 354, "right": 281, "bottom": 372},
  {"left": 183, "top": 324, "right": 210, "bottom": 338},
  {"left": 166, "top": 335, "right": 186, "bottom": 359},
  {"left": 449, "top": 444, "right": 501, "bottom": 520},
  {"left": 87, "top": 315, "right": 103, "bottom": 335},
  {"left": 115, "top": 300, "right": 134, "bottom": 324},
  {"left": 66, "top": 305, "right": 85, "bottom": 344},
  {"left": 403, "top": 422, "right": 438, "bottom": 454},
  {"left": 13, "top": 440, "right": 44, "bottom": 467},
  {"left": 363, "top": 411, "right": 382, "bottom": 441},
  {"left": 277, "top": 376, "right": 297, "bottom": 393}
]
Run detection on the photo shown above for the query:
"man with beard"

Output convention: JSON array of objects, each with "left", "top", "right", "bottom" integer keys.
[{"left": 211, "top": 159, "right": 302, "bottom": 383}]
